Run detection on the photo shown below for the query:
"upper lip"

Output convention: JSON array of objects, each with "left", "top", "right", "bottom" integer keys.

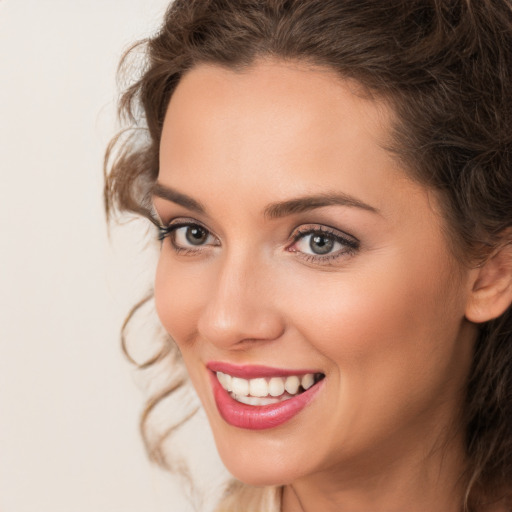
[{"left": 206, "top": 361, "right": 323, "bottom": 379}]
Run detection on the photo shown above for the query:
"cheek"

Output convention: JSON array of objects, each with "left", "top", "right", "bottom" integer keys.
[
  {"left": 282, "top": 249, "right": 468, "bottom": 434},
  {"left": 287, "top": 251, "right": 459, "bottom": 351},
  {"left": 154, "top": 254, "right": 203, "bottom": 346}
]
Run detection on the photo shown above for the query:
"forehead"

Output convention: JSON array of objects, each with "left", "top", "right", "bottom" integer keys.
[
  {"left": 163, "top": 60, "right": 393, "bottom": 150},
  {"left": 160, "top": 60, "right": 406, "bottom": 206}
]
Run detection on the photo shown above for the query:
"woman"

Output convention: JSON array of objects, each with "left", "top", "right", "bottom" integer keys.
[{"left": 104, "top": 1, "right": 512, "bottom": 511}]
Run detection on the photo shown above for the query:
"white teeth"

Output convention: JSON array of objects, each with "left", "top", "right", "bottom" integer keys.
[
  {"left": 231, "top": 377, "right": 249, "bottom": 396},
  {"left": 301, "top": 374, "right": 315, "bottom": 390},
  {"left": 268, "top": 377, "right": 285, "bottom": 397},
  {"left": 249, "top": 378, "right": 268, "bottom": 397},
  {"left": 216, "top": 371, "right": 322, "bottom": 401},
  {"left": 233, "top": 394, "right": 283, "bottom": 406},
  {"left": 284, "top": 375, "right": 300, "bottom": 395},
  {"left": 216, "top": 372, "right": 233, "bottom": 392}
]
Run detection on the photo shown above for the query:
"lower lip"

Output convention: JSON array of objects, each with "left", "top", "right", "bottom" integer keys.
[{"left": 209, "top": 372, "right": 324, "bottom": 430}]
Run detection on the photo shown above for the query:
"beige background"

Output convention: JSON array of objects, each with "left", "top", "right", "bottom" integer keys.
[{"left": 0, "top": 1, "right": 227, "bottom": 510}]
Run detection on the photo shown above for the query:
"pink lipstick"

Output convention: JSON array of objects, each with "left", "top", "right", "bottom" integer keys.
[{"left": 207, "top": 362, "right": 325, "bottom": 430}]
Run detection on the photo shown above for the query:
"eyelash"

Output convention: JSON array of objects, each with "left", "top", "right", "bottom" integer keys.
[
  {"left": 288, "top": 226, "right": 359, "bottom": 263},
  {"left": 157, "top": 220, "right": 360, "bottom": 264},
  {"left": 157, "top": 221, "right": 216, "bottom": 255}
]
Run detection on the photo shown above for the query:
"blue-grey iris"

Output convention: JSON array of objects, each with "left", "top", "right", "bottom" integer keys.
[
  {"left": 310, "top": 234, "right": 334, "bottom": 254},
  {"left": 186, "top": 226, "right": 208, "bottom": 245}
]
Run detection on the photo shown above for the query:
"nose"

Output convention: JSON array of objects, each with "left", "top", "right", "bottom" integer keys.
[{"left": 196, "top": 252, "right": 285, "bottom": 349}]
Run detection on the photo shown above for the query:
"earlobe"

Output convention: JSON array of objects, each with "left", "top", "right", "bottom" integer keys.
[{"left": 465, "top": 240, "right": 512, "bottom": 324}]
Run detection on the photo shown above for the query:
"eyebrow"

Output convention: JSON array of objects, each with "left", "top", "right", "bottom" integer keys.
[
  {"left": 152, "top": 182, "right": 379, "bottom": 218},
  {"left": 152, "top": 182, "right": 206, "bottom": 214},
  {"left": 263, "top": 192, "right": 379, "bottom": 219}
]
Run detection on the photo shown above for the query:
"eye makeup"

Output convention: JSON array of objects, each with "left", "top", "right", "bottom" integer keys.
[
  {"left": 157, "top": 218, "right": 360, "bottom": 264},
  {"left": 158, "top": 219, "right": 219, "bottom": 256},
  {"left": 286, "top": 224, "right": 360, "bottom": 264}
]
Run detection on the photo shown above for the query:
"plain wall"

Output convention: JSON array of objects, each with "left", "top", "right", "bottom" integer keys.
[{"left": 0, "top": 1, "right": 227, "bottom": 511}]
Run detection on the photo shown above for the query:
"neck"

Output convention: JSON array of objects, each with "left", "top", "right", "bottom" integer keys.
[{"left": 281, "top": 429, "right": 467, "bottom": 512}]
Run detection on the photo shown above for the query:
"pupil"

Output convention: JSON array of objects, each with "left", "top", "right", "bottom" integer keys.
[
  {"left": 310, "top": 234, "right": 334, "bottom": 255},
  {"left": 186, "top": 226, "right": 207, "bottom": 245}
]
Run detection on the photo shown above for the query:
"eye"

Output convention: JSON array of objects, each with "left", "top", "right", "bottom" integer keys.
[
  {"left": 175, "top": 225, "right": 212, "bottom": 247},
  {"left": 288, "top": 225, "right": 359, "bottom": 262},
  {"left": 298, "top": 233, "right": 338, "bottom": 255},
  {"left": 158, "top": 221, "right": 219, "bottom": 253}
]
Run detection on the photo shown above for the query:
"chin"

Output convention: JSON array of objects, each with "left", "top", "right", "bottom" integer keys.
[{"left": 213, "top": 433, "right": 304, "bottom": 487}]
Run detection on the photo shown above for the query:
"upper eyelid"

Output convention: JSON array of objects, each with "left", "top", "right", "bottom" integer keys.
[
  {"left": 291, "top": 224, "right": 359, "bottom": 244},
  {"left": 162, "top": 219, "right": 220, "bottom": 246},
  {"left": 150, "top": 200, "right": 169, "bottom": 226},
  {"left": 164, "top": 217, "right": 212, "bottom": 232}
]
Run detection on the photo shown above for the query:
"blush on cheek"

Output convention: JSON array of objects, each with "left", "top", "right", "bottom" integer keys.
[{"left": 154, "top": 259, "right": 196, "bottom": 345}]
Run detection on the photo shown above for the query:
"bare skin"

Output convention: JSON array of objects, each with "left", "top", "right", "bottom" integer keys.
[{"left": 152, "top": 60, "right": 510, "bottom": 512}]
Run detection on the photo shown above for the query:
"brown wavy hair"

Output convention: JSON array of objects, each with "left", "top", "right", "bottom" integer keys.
[{"left": 104, "top": 0, "right": 512, "bottom": 509}]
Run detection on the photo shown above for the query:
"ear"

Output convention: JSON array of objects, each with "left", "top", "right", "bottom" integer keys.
[{"left": 465, "top": 238, "right": 512, "bottom": 324}]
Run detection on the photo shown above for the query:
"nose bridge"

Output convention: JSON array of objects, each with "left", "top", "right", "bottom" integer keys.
[{"left": 197, "top": 245, "right": 284, "bottom": 347}]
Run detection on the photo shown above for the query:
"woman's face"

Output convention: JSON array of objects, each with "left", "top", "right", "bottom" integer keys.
[{"left": 153, "top": 61, "right": 477, "bottom": 486}]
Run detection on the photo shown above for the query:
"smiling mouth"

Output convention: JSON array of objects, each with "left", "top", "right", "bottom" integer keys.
[{"left": 215, "top": 371, "right": 325, "bottom": 406}]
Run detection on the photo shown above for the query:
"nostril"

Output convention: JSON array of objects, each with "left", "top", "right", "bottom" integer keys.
[{"left": 197, "top": 301, "right": 286, "bottom": 348}]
